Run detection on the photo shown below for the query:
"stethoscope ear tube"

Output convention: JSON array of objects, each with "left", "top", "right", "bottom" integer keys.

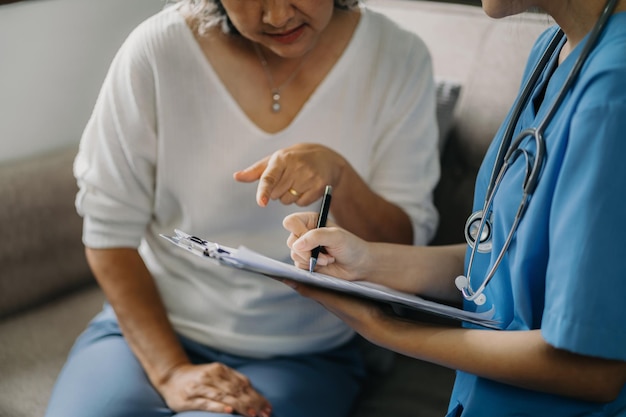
[
  {"left": 484, "top": 30, "right": 564, "bottom": 202},
  {"left": 505, "top": 129, "right": 546, "bottom": 195}
]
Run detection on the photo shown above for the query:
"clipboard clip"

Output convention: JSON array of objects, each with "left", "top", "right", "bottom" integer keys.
[{"left": 160, "top": 229, "right": 243, "bottom": 267}]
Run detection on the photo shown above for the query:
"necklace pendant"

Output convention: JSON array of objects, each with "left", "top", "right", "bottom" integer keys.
[
  {"left": 253, "top": 43, "right": 308, "bottom": 115},
  {"left": 271, "top": 91, "right": 281, "bottom": 113}
]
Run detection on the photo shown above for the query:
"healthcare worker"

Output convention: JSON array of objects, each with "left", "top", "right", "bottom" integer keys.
[{"left": 283, "top": 0, "right": 626, "bottom": 415}]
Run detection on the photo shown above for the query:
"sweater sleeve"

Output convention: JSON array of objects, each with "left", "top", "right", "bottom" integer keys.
[
  {"left": 74, "top": 19, "right": 158, "bottom": 249},
  {"left": 368, "top": 13, "right": 440, "bottom": 245}
]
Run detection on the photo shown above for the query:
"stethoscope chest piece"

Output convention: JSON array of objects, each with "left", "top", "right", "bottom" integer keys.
[{"left": 464, "top": 210, "right": 492, "bottom": 253}]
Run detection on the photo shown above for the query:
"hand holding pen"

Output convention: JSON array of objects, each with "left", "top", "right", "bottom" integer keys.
[
  {"left": 309, "top": 185, "right": 332, "bottom": 272},
  {"left": 284, "top": 205, "right": 372, "bottom": 281}
]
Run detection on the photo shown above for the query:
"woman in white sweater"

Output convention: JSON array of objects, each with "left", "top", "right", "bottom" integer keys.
[{"left": 44, "top": 1, "right": 439, "bottom": 416}]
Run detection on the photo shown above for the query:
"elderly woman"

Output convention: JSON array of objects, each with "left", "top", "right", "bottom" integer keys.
[{"left": 43, "top": 0, "right": 440, "bottom": 416}]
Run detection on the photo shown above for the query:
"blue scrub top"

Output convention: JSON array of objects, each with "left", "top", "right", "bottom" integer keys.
[{"left": 447, "top": 12, "right": 626, "bottom": 417}]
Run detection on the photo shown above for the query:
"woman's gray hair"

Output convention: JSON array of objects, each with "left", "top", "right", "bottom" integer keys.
[{"left": 175, "top": 0, "right": 359, "bottom": 35}]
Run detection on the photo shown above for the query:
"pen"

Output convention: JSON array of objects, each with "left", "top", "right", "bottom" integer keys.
[{"left": 309, "top": 185, "right": 333, "bottom": 272}]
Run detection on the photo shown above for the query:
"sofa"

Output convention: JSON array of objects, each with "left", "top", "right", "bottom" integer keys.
[{"left": 0, "top": 1, "right": 552, "bottom": 416}]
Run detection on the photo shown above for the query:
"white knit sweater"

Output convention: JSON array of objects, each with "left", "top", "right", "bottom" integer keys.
[{"left": 74, "top": 5, "right": 439, "bottom": 358}]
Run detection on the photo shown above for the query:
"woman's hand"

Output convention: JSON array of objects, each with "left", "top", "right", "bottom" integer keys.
[
  {"left": 233, "top": 143, "right": 346, "bottom": 207},
  {"left": 158, "top": 362, "right": 272, "bottom": 417},
  {"left": 283, "top": 212, "right": 371, "bottom": 279}
]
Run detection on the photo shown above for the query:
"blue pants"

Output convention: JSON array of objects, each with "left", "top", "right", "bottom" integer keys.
[{"left": 44, "top": 307, "right": 366, "bottom": 417}]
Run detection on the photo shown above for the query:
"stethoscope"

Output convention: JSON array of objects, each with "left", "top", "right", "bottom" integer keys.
[{"left": 455, "top": 0, "right": 620, "bottom": 306}]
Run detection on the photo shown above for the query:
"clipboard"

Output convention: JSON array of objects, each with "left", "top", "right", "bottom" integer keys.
[{"left": 161, "top": 229, "right": 499, "bottom": 329}]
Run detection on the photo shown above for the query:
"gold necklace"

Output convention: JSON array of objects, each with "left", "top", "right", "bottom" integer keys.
[{"left": 253, "top": 43, "right": 308, "bottom": 113}]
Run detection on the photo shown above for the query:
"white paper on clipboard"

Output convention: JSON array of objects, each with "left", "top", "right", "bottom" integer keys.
[{"left": 161, "top": 229, "right": 499, "bottom": 329}]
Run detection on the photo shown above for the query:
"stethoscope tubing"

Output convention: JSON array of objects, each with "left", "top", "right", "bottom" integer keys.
[{"left": 464, "top": 150, "right": 531, "bottom": 302}]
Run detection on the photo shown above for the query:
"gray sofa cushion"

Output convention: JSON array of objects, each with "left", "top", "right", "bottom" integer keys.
[
  {"left": 0, "top": 146, "right": 92, "bottom": 318},
  {"left": 435, "top": 78, "right": 462, "bottom": 152},
  {"left": 369, "top": 0, "right": 554, "bottom": 245}
]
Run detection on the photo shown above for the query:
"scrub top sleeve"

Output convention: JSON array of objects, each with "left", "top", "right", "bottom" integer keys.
[{"left": 542, "top": 88, "right": 626, "bottom": 361}]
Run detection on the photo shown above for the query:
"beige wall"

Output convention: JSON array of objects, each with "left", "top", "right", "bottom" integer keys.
[{"left": 0, "top": 0, "right": 163, "bottom": 162}]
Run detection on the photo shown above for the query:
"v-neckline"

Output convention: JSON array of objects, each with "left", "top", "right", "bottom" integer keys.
[{"left": 173, "top": 8, "right": 366, "bottom": 138}]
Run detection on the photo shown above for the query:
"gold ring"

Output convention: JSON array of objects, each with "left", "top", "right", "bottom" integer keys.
[{"left": 288, "top": 188, "right": 299, "bottom": 197}]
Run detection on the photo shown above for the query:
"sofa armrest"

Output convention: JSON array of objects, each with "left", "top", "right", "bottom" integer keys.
[{"left": 0, "top": 146, "right": 93, "bottom": 318}]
